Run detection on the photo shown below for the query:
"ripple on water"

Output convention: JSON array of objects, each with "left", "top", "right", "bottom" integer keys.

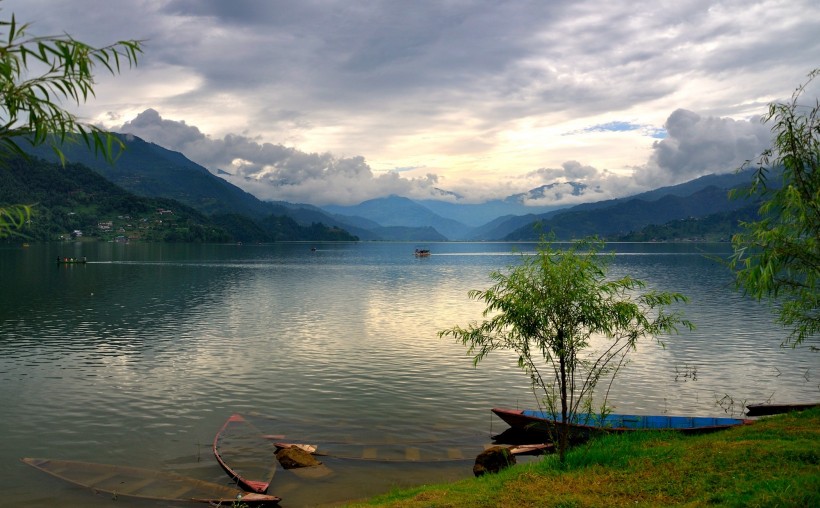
[{"left": 1, "top": 243, "right": 817, "bottom": 507}]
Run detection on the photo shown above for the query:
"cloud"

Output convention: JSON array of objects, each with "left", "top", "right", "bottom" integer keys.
[
  {"left": 7, "top": 0, "right": 817, "bottom": 206},
  {"left": 521, "top": 160, "right": 644, "bottom": 206},
  {"left": 528, "top": 160, "right": 599, "bottom": 181},
  {"left": 119, "top": 109, "right": 442, "bottom": 205},
  {"left": 638, "top": 109, "right": 772, "bottom": 186},
  {"left": 118, "top": 104, "right": 779, "bottom": 209}
]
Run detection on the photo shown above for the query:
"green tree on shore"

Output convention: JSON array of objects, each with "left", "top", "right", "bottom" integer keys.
[
  {"left": 439, "top": 239, "right": 693, "bottom": 462},
  {"left": 730, "top": 69, "right": 819, "bottom": 349},
  {"left": 0, "top": 5, "right": 142, "bottom": 237}
]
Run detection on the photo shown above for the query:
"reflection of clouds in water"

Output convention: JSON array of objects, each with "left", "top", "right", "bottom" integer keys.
[
  {"left": 2, "top": 242, "right": 816, "bottom": 502},
  {"left": 593, "top": 253, "right": 816, "bottom": 415},
  {"left": 355, "top": 261, "right": 530, "bottom": 423}
]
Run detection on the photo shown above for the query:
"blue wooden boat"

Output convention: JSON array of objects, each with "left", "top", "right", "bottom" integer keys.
[{"left": 492, "top": 407, "right": 752, "bottom": 438}]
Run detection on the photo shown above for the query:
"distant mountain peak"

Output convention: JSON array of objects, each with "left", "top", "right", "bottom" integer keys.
[
  {"left": 431, "top": 187, "right": 463, "bottom": 200},
  {"left": 506, "top": 181, "right": 588, "bottom": 204}
]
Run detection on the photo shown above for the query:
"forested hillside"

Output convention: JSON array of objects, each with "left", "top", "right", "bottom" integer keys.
[
  {"left": 0, "top": 156, "right": 357, "bottom": 243},
  {"left": 505, "top": 185, "right": 759, "bottom": 241},
  {"left": 609, "top": 203, "right": 761, "bottom": 242}
]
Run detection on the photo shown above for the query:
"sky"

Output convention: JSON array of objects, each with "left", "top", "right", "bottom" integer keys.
[{"left": 4, "top": 0, "right": 819, "bottom": 206}]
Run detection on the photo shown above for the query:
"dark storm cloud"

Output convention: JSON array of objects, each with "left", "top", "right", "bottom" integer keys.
[{"left": 640, "top": 109, "right": 772, "bottom": 185}]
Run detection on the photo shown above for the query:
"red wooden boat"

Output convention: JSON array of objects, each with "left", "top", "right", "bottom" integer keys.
[
  {"left": 22, "top": 457, "right": 280, "bottom": 505},
  {"left": 213, "top": 413, "right": 277, "bottom": 494}
]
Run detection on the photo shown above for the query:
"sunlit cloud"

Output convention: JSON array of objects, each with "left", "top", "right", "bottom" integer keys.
[{"left": 7, "top": 0, "right": 814, "bottom": 206}]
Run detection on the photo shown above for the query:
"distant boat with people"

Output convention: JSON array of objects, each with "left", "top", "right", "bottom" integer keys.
[
  {"left": 414, "top": 249, "right": 430, "bottom": 257},
  {"left": 56, "top": 256, "right": 87, "bottom": 264}
]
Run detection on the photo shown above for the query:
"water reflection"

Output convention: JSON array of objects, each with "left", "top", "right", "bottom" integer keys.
[{"left": 0, "top": 242, "right": 817, "bottom": 507}]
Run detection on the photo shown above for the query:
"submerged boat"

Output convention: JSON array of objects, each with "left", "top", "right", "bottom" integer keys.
[
  {"left": 273, "top": 440, "right": 485, "bottom": 462},
  {"left": 745, "top": 402, "right": 819, "bottom": 416},
  {"left": 21, "top": 458, "right": 280, "bottom": 505},
  {"left": 275, "top": 440, "right": 552, "bottom": 460},
  {"left": 213, "top": 413, "right": 277, "bottom": 494},
  {"left": 492, "top": 407, "right": 752, "bottom": 438}
]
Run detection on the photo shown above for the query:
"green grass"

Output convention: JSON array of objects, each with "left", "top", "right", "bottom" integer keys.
[{"left": 348, "top": 408, "right": 820, "bottom": 507}]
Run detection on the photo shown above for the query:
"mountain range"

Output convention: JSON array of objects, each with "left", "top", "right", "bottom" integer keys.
[
  {"left": 3, "top": 148, "right": 356, "bottom": 243},
  {"left": 17, "top": 133, "right": 760, "bottom": 242}
]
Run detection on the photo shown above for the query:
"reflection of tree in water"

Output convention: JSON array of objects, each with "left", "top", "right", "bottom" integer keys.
[{"left": 674, "top": 364, "right": 698, "bottom": 382}]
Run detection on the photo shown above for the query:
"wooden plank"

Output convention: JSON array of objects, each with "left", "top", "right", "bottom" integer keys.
[
  {"left": 110, "top": 476, "right": 157, "bottom": 495},
  {"left": 446, "top": 448, "right": 465, "bottom": 460},
  {"left": 405, "top": 447, "right": 421, "bottom": 461},
  {"left": 81, "top": 471, "right": 120, "bottom": 486}
]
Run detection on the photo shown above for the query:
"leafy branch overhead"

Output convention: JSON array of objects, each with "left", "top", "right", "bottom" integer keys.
[
  {"left": 730, "top": 68, "right": 820, "bottom": 349},
  {"left": 0, "top": 202, "right": 30, "bottom": 237},
  {"left": 0, "top": 12, "right": 143, "bottom": 164},
  {"left": 0, "top": 5, "right": 142, "bottom": 238}
]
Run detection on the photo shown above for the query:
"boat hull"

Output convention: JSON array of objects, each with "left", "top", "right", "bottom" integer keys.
[
  {"left": 213, "top": 413, "right": 277, "bottom": 493},
  {"left": 21, "top": 458, "right": 280, "bottom": 505},
  {"left": 492, "top": 408, "right": 752, "bottom": 438},
  {"left": 745, "top": 402, "right": 819, "bottom": 416}
]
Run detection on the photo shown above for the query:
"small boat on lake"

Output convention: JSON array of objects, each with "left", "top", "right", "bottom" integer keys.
[
  {"left": 21, "top": 458, "right": 281, "bottom": 505},
  {"left": 745, "top": 402, "right": 819, "bottom": 416},
  {"left": 492, "top": 408, "right": 752, "bottom": 439},
  {"left": 56, "top": 256, "right": 87, "bottom": 264},
  {"left": 414, "top": 249, "right": 430, "bottom": 257},
  {"left": 213, "top": 413, "right": 277, "bottom": 494}
]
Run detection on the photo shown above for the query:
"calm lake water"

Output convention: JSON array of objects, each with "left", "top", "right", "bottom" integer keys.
[{"left": 1, "top": 241, "right": 817, "bottom": 506}]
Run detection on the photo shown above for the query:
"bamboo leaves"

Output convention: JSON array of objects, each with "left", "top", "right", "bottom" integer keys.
[
  {"left": 0, "top": 12, "right": 143, "bottom": 165},
  {"left": 729, "top": 69, "right": 819, "bottom": 348},
  {"left": 0, "top": 6, "right": 142, "bottom": 238}
]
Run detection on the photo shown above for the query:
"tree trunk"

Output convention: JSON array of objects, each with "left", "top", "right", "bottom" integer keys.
[{"left": 558, "top": 329, "right": 568, "bottom": 463}]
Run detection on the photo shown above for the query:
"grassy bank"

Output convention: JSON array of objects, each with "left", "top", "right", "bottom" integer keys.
[{"left": 350, "top": 408, "right": 819, "bottom": 507}]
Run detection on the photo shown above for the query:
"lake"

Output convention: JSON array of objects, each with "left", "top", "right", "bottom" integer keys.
[{"left": 0, "top": 241, "right": 817, "bottom": 506}]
